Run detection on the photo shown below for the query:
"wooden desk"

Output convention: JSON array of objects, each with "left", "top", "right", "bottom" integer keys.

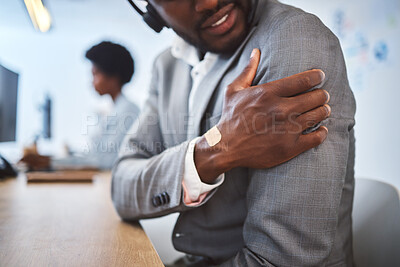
[{"left": 0, "top": 173, "right": 163, "bottom": 267}]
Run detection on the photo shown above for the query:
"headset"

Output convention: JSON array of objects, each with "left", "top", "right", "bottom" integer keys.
[
  {"left": 127, "top": 0, "right": 259, "bottom": 34},
  {"left": 127, "top": 0, "right": 167, "bottom": 33}
]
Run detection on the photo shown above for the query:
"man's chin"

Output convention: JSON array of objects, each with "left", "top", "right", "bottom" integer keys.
[
  {"left": 174, "top": 22, "right": 248, "bottom": 54},
  {"left": 201, "top": 38, "right": 244, "bottom": 54},
  {"left": 199, "top": 31, "right": 248, "bottom": 54},
  {"left": 199, "top": 23, "right": 249, "bottom": 54}
]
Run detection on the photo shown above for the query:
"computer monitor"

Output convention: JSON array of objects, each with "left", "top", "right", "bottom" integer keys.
[{"left": 0, "top": 64, "right": 18, "bottom": 143}]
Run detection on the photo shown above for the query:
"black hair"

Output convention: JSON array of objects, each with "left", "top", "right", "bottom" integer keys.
[{"left": 85, "top": 41, "right": 134, "bottom": 85}]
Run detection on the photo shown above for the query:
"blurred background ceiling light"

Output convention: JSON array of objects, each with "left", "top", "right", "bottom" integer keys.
[{"left": 23, "top": 0, "right": 52, "bottom": 33}]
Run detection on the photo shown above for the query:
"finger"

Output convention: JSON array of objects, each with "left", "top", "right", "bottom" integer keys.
[
  {"left": 288, "top": 89, "right": 330, "bottom": 114},
  {"left": 229, "top": 48, "right": 261, "bottom": 91},
  {"left": 271, "top": 126, "right": 328, "bottom": 166},
  {"left": 296, "top": 105, "right": 331, "bottom": 131},
  {"left": 268, "top": 69, "right": 326, "bottom": 97},
  {"left": 297, "top": 125, "right": 328, "bottom": 151}
]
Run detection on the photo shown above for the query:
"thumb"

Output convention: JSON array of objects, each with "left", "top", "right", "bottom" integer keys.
[{"left": 231, "top": 48, "right": 260, "bottom": 91}]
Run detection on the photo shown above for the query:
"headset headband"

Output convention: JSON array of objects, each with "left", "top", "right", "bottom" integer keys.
[
  {"left": 127, "top": 0, "right": 259, "bottom": 33},
  {"left": 127, "top": 0, "right": 167, "bottom": 33}
]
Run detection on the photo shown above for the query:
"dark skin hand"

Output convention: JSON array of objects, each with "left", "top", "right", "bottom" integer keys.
[{"left": 194, "top": 49, "right": 331, "bottom": 184}]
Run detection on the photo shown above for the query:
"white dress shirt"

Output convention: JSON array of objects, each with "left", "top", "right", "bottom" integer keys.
[{"left": 171, "top": 36, "right": 225, "bottom": 204}]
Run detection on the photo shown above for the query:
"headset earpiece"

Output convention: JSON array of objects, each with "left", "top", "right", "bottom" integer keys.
[{"left": 143, "top": 4, "right": 167, "bottom": 33}]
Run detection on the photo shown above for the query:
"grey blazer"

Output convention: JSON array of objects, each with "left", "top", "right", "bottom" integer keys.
[{"left": 111, "top": 0, "right": 356, "bottom": 266}]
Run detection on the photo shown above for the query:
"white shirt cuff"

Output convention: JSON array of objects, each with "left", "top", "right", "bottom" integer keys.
[{"left": 183, "top": 137, "right": 225, "bottom": 202}]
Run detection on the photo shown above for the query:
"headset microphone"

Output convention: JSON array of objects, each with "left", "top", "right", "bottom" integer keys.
[{"left": 127, "top": 0, "right": 168, "bottom": 33}]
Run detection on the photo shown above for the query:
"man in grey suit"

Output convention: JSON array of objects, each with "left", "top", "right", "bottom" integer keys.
[{"left": 112, "top": 0, "right": 356, "bottom": 266}]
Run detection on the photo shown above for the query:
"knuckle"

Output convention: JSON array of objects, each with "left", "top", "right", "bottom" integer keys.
[
  {"left": 305, "top": 117, "right": 317, "bottom": 128},
  {"left": 297, "top": 76, "right": 312, "bottom": 89},
  {"left": 254, "top": 86, "right": 264, "bottom": 97},
  {"left": 262, "top": 88, "right": 275, "bottom": 98},
  {"left": 318, "top": 106, "right": 327, "bottom": 118},
  {"left": 270, "top": 105, "right": 288, "bottom": 119},
  {"left": 226, "top": 84, "right": 236, "bottom": 95},
  {"left": 255, "top": 87, "right": 272, "bottom": 103},
  {"left": 324, "top": 104, "right": 331, "bottom": 117},
  {"left": 314, "top": 130, "right": 325, "bottom": 144},
  {"left": 243, "top": 65, "right": 253, "bottom": 74},
  {"left": 270, "top": 82, "right": 283, "bottom": 94}
]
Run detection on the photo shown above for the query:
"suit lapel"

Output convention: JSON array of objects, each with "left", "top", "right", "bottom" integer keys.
[{"left": 187, "top": 26, "right": 258, "bottom": 139}]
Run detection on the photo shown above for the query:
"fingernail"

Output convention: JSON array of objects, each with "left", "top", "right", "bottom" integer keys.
[
  {"left": 324, "top": 104, "right": 331, "bottom": 116},
  {"left": 319, "top": 70, "right": 326, "bottom": 81},
  {"left": 324, "top": 90, "right": 330, "bottom": 103},
  {"left": 250, "top": 49, "right": 257, "bottom": 58},
  {"left": 321, "top": 126, "right": 328, "bottom": 133}
]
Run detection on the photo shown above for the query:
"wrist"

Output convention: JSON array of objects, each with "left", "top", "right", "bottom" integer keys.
[{"left": 193, "top": 136, "right": 232, "bottom": 184}]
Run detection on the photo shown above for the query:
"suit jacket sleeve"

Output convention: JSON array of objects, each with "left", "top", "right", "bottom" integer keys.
[
  {"left": 222, "top": 13, "right": 356, "bottom": 266},
  {"left": 111, "top": 58, "right": 210, "bottom": 220}
]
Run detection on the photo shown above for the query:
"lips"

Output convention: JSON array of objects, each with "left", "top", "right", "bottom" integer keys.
[
  {"left": 201, "top": 3, "right": 235, "bottom": 29},
  {"left": 200, "top": 3, "right": 239, "bottom": 36}
]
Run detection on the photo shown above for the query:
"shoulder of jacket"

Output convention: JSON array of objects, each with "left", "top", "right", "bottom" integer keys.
[{"left": 257, "top": 1, "right": 327, "bottom": 34}]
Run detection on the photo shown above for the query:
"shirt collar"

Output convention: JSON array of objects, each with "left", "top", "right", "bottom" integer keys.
[
  {"left": 171, "top": 35, "right": 218, "bottom": 67},
  {"left": 171, "top": 36, "right": 200, "bottom": 67}
]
